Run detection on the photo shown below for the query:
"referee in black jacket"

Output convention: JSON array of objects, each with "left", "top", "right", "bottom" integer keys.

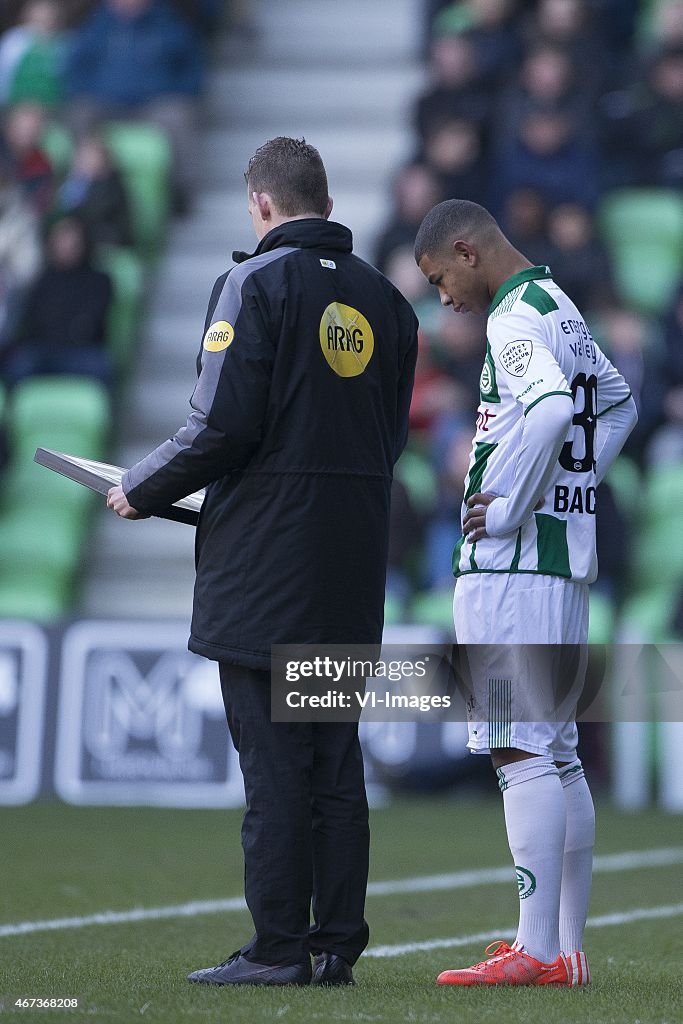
[{"left": 108, "top": 137, "right": 418, "bottom": 986}]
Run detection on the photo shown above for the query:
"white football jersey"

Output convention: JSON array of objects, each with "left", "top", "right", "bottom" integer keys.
[{"left": 454, "top": 266, "right": 631, "bottom": 583}]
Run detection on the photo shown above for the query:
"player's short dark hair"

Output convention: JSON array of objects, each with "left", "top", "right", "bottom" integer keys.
[
  {"left": 245, "top": 137, "right": 329, "bottom": 217},
  {"left": 414, "top": 199, "right": 500, "bottom": 263}
]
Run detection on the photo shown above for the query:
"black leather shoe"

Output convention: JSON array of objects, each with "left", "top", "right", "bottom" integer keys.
[
  {"left": 187, "top": 951, "right": 312, "bottom": 986},
  {"left": 311, "top": 952, "right": 354, "bottom": 986}
]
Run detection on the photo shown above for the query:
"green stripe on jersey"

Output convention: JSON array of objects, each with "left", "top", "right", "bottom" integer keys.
[
  {"left": 521, "top": 281, "right": 559, "bottom": 315},
  {"left": 464, "top": 441, "right": 497, "bottom": 503},
  {"left": 510, "top": 528, "right": 522, "bottom": 571},
  {"left": 452, "top": 534, "right": 465, "bottom": 576},
  {"left": 535, "top": 513, "right": 571, "bottom": 577},
  {"left": 488, "top": 266, "right": 553, "bottom": 316}
]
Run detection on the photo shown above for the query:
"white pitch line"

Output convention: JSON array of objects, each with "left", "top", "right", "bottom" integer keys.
[
  {"left": 0, "top": 847, "right": 681, "bottom": 940},
  {"left": 364, "top": 902, "right": 683, "bottom": 958},
  {"left": 365, "top": 846, "right": 683, "bottom": 895}
]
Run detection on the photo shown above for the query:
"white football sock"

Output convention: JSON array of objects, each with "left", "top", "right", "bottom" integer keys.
[
  {"left": 497, "top": 755, "right": 566, "bottom": 963},
  {"left": 558, "top": 758, "right": 595, "bottom": 953}
]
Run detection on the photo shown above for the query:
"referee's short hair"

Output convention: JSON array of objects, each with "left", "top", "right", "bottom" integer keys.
[
  {"left": 414, "top": 199, "right": 500, "bottom": 263},
  {"left": 245, "top": 137, "right": 329, "bottom": 217}
]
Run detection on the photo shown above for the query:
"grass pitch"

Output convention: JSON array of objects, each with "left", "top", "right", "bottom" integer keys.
[{"left": 1, "top": 796, "right": 681, "bottom": 1023}]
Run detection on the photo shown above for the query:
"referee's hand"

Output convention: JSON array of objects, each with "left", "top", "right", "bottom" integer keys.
[
  {"left": 107, "top": 485, "right": 149, "bottom": 520},
  {"left": 462, "top": 491, "right": 497, "bottom": 543}
]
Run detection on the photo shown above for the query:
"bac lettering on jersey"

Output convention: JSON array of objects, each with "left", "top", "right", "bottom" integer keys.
[
  {"left": 554, "top": 485, "right": 596, "bottom": 515},
  {"left": 499, "top": 339, "right": 533, "bottom": 376}
]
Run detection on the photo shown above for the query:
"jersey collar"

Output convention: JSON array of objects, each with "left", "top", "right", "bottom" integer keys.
[{"left": 488, "top": 266, "right": 553, "bottom": 316}]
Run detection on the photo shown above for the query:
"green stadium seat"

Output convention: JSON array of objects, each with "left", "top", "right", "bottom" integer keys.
[
  {"left": 599, "top": 190, "right": 683, "bottom": 314},
  {"left": 96, "top": 245, "right": 146, "bottom": 374},
  {"left": 40, "top": 121, "right": 74, "bottom": 175},
  {"left": 1, "top": 460, "right": 97, "bottom": 515},
  {"left": 0, "top": 506, "right": 84, "bottom": 577},
  {"left": 588, "top": 590, "right": 616, "bottom": 645},
  {"left": 605, "top": 455, "right": 640, "bottom": 523},
  {"left": 410, "top": 588, "right": 455, "bottom": 633},
  {"left": 631, "top": 464, "right": 683, "bottom": 589},
  {"left": 105, "top": 122, "right": 172, "bottom": 257},
  {"left": 1, "top": 376, "right": 110, "bottom": 522},
  {"left": 10, "top": 375, "right": 110, "bottom": 462},
  {"left": 394, "top": 448, "right": 438, "bottom": 514},
  {"left": 0, "top": 570, "right": 72, "bottom": 622},
  {"left": 621, "top": 584, "right": 681, "bottom": 643},
  {"left": 384, "top": 592, "right": 405, "bottom": 627}
]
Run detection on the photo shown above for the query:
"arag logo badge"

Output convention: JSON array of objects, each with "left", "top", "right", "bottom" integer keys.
[
  {"left": 516, "top": 865, "right": 537, "bottom": 900},
  {"left": 320, "top": 302, "right": 374, "bottom": 378},
  {"left": 203, "top": 320, "right": 234, "bottom": 352}
]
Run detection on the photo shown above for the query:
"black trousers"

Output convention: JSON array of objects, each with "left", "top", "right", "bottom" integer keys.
[{"left": 219, "top": 663, "right": 370, "bottom": 965}]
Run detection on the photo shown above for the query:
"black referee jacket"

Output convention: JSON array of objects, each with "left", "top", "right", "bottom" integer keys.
[{"left": 123, "top": 218, "right": 418, "bottom": 667}]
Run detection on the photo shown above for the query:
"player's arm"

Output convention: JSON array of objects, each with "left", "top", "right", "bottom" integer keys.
[
  {"left": 465, "top": 313, "right": 573, "bottom": 541},
  {"left": 593, "top": 350, "right": 638, "bottom": 485},
  {"left": 115, "top": 272, "right": 274, "bottom": 517},
  {"left": 595, "top": 396, "right": 637, "bottom": 485},
  {"left": 465, "top": 393, "right": 574, "bottom": 541}
]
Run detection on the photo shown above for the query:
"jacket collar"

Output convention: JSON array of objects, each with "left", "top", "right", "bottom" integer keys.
[{"left": 232, "top": 218, "right": 353, "bottom": 264}]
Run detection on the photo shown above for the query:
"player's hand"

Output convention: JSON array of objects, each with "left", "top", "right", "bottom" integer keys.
[
  {"left": 463, "top": 492, "right": 546, "bottom": 543},
  {"left": 107, "top": 485, "right": 149, "bottom": 520},
  {"left": 462, "top": 491, "right": 498, "bottom": 543}
]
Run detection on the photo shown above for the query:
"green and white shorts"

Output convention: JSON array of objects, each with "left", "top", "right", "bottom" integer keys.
[{"left": 453, "top": 573, "right": 589, "bottom": 760}]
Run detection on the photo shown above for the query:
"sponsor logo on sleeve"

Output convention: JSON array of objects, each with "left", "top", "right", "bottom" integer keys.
[
  {"left": 203, "top": 320, "right": 235, "bottom": 352},
  {"left": 500, "top": 339, "right": 533, "bottom": 376}
]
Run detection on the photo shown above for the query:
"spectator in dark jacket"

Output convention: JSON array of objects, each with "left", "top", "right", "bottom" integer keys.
[
  {"left": 415, "top": 32, "right": 494, "bottom": 145},
  {"left": 423, "top": 116, "right": 488, "bottom": 205},
  {"left": 493, "top": 106, "right": 600, "bottom": 214},
  {"left": 1, "top": 215, "right": 112, "bottom": 386},
  {"left": 374, "top": 162, "right": 442, "bottom": 273},
  {"left": 169, "top": 0, "right": 222, "bottom": 34},
  {"left": 57, "top": 134, "right": 132, "bottom": 247},
  {"left": 433, "top": 0, "right": 522, "bottom": 87},
  {"left": 600, "top": 47, "right": 683, "bottom": 190},
  {"left": 65, "top": 0, "right": 203, "bottom": 210},
  {"left": 544, "top": 203, "right": 615, "bottom": 313},
  {"left": 494, "top": 43, "right": 593, "bottom": 150},
  {"left": 500, "top": 185, "right": 552, "bottom": 266}
]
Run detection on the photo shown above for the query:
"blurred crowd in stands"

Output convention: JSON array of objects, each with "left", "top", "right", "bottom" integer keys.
[
  {"left": 0, "top": 0, "right": 229, "bottom": 395},
  {"left": 378, "top": 0, "right": 683, "bottom": 638},
  {"left": 0, "top": 0, "right": 681, "bottom": 639},
  {"left": 0, "top": 0, "right": 242, "bottom": 618}
]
